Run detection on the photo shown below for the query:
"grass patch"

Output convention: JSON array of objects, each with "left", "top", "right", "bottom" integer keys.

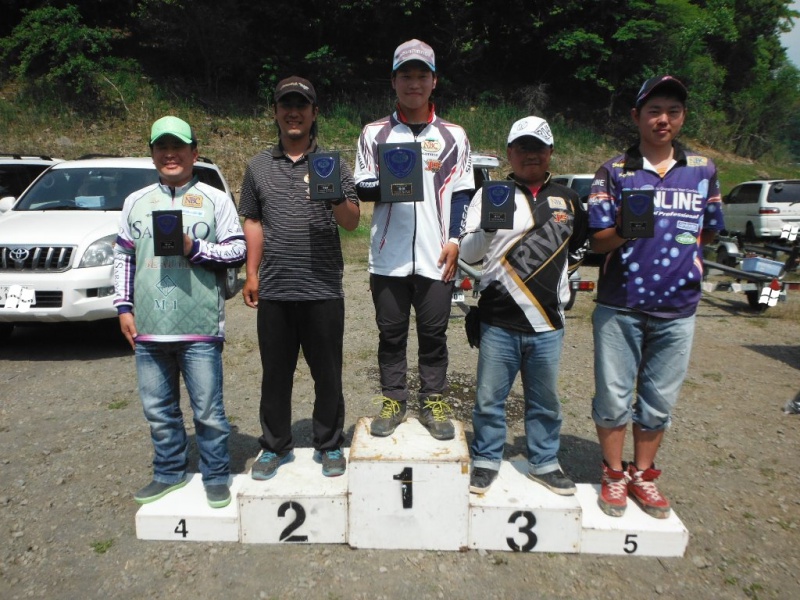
[
  {"left": 91, "top": 539, "right": 114, "bottom": 554},
  {"left": 107, "top": 399, "right": 129, "bottom": 410}
]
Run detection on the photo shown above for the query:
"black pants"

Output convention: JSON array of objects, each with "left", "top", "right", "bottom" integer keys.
[
  {"left": 370, "top": 274, "right": 454, "bottom": 403},
  {"left": 256, "top": 298, "right": 345, "bottom": 454}
]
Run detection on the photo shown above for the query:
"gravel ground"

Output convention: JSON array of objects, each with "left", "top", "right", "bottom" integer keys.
[{"left": 1, "top": 263, "right": 799, "bottom": 600}]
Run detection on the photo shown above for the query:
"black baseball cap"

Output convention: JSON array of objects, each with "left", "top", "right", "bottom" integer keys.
[
  {"left": 635, "top": 75, "right": 687, "bottom": 108},
  {"left": 274, "top": 76, "right": 317, "bottom": 104}
]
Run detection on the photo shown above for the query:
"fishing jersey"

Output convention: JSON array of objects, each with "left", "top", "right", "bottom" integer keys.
[
  {"left": 588, "top": 142, "right": 724, "bottom": 318},
  {"left": 238, "top": 142, "right": 358, "bottom": 301},
  {"left": 113, "top": 177, "right": 246, "bottom": 342},
  {"left": 460, "top": 176, "right": 587, "bottom": 333},
  {"left": 354, "top": 108, "right": 473, "bottom": 280}
]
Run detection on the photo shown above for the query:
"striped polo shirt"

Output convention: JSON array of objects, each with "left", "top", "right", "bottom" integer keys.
[{"left": 238, "top": 142, "right": 358, "bottom": 301}]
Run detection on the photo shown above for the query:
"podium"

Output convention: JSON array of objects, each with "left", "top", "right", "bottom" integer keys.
[{"left": 135, "top": 419, "right": 689, "bottom": 556}]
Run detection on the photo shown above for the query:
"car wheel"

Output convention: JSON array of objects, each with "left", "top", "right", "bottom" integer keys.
[
  {"left": 745, "top": 290, "right": 767, "bottom": 312},
  {"left": 224, "top": 267, "right": 239, "bottom": 300},
  {"left": 0, "top": 323, "right": 13, "bottom": 340},
  {"left": 564, "top": 287, "right": 577, "bottom": 311}
]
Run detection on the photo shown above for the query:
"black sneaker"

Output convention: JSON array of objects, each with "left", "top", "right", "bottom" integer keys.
[
  {"left": 527, "top": 469, "right": 577, "bottom": 496},
  {"left": 134, "top": 478, "right": 188, "bottom": 504},
  {"left": 469, "top": 467, "right": 498, "bottom": 494},
  {"left": 206, "top": 483, "right": 231, "bottom": 508},
  {"left": 313, "top": 448, "right": 347, "bottom": 477},
  {"left": 418, "top": 395, "right": 455, "bottom": 440},
  {"left": 370, "top": 396, "right": 407, "bottom": 437},
  {"left": 251, "top": 450, "right": 294, "bottom": 481}
]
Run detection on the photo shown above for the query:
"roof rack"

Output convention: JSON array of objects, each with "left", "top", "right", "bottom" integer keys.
[{"left": 0, "top": 153, "right": 56, "bottom": 160}]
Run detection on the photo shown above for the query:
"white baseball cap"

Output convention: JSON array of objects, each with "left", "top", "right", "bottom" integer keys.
[{"left": 507, "top": 116, "right": 554, "bottom": 147}]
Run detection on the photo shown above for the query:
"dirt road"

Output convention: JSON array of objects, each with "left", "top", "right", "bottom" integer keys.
[{"left": 1, "top": 264, "right": 799, "bottom": 599}]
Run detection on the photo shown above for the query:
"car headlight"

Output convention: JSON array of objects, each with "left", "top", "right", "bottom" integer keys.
[{"left": 78, "top": 234, "right": 116, "bottom": 268}]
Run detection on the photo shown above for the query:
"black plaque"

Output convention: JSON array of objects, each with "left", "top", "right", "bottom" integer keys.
[
  {"left": 620, "top": 189, "right": 655, "bottom": 238},
  {"left": 480, "top": 181, "right": 515, "bottom": 230},
  {"left": 152, "top": 210, "right": 184, "bottom": 256},
  {"left": 378, "top": 142, "right": 424, "bottom": 202},
  {"left": 308, "top": 151, "right": 342, "bottom": 201}
]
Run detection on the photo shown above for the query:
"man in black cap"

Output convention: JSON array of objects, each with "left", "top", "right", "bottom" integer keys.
[
  {"left": 587, "top": 75, "right": 725, "bottom": 519},
  {"left": 239, "top": 76, "right": 360, "bottom": 480}
]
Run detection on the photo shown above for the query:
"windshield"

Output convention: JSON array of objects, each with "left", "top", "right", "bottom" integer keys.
[
  {"left": 14, "top": 167, "right": 160, "bottom": 211},
  {"left": 767, "top": 181, "right": 800, "bottom": 204}
]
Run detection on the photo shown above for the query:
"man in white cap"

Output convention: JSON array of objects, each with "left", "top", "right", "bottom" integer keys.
[
  {"left": 459, "top": 116, "right": 587, "bottom": 494},
  {"left": 354, "top": 39, "right": 474, "bottom": 441},
  {"left": 114, "top": 116, "right": 246, "bottom": 508}
]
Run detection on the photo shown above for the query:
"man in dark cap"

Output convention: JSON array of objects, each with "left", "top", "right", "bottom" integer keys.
[
  {"left": 587, "top": 75, "right": 725, "bottom": 519},
  {"left": 239, "top": 76, "right": 360, "bottom": 480}
]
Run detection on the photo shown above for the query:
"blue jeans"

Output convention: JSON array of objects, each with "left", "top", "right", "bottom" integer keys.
[
  {"left": 592, "top": 304, "right": 695, "bottom": 431},
  {"left": 471, "top": 323, "right": 565, "bottom": 475},
  {"left": 136, "top": 341, "right": 230, "bottom": 486}
]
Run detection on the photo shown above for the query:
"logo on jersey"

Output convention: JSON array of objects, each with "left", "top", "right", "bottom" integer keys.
[
  {"left": 547, "top": 196, "right": 567, "bottom": 210},
  {"left": 675, "top": 232, "right": 697, "bottom": 244},
  {"left": 425, "top": 159, "right": 442, "bottom": 173},
  {"left": 553, "top": 211, "right": 569, "bottom": 223},
  {"left": 183, "top": 194, "right": 203, "bottom": 208},
  {"left": 421, "top": 139, "right": 442, "bottom": 153},
  {"left": 687, "top": 156, "right": 708, "bottom": 167}
]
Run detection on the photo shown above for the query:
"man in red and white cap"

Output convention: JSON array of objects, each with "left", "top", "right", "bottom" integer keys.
[{"left": 354, "top": 40, "right": 474, "bottom": 441}]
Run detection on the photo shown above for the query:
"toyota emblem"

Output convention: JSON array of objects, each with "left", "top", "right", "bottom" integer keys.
[{"left": 9, "top": 247, "right": 30, "bottom": 265}]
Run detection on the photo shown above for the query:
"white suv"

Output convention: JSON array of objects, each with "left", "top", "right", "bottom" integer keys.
[
  {"left": 722, "top": 180, "right": 800, "bottom": 239},
  {"left": 0, "top": 156, "right": 240, "bottom": 339}
]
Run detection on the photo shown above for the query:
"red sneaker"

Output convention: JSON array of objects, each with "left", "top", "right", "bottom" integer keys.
[
  {"left": 627, "top": 464, "right": 671, "bottom": 519},
  {"left": 598, "top": 462, "right": 628, "bottom": 517}
]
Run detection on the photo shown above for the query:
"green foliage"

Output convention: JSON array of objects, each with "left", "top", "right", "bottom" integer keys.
[{"left": 0, "top": 5, "right": 126, "bottom": 110}]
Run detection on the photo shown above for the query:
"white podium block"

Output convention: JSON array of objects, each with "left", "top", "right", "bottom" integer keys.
[
  {"left": 238, "top": 448, "right": 348, "bottom": 545},
  {"left": 469, "top": 461, "right": 581, "bottom": 552},
  {"left": 135, "top": 473, "right": 245, "bottom": 542},
  {"left": 576, "top": 484, "right": 689, "bottom": 556},
  {"left": 347, "top": 417, "right": 470, "bottom": 551}
]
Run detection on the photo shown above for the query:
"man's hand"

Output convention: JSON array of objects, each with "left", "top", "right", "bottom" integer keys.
[
  {"left": 183, "top": 234, "right": 193, "bottom": 257},
  {"left": 438, "top": 241, "right": 459, "bottom": 282},
  {"left": 242, "top": 274, "right": 259, "bottom": 308},
  {"left": 119, "top": 312, "right": 137, "bottom": 351}
]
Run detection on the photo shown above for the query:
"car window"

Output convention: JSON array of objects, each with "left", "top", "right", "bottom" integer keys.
[
  {"left": 0, "top": 164, "right": 52, "bottom": 198},
  {"left": 571, "top": 178, "right": 592, "bottom": 198},
  {"left": 194, "top": 166, "right": 225, "bottom": 192},
  {"left": 767, "top": 181, "right": 800, "bottom": 204},
  {"left": 15, "top": 168, "right": 159, "bottom": 211}
]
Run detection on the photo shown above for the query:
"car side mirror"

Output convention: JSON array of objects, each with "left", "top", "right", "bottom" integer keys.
[{"left": 0, "top": 196, "right": 15, "bottom": 214}]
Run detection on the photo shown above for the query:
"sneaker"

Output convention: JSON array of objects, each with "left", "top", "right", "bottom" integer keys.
[
  {"left": 598, "top": 462, "right": 628, "bottom": 517},
  {"left": 205, "top": 483, "right": 231, "bottom": 508},
  {"left": 527, "top": 469, "right": 577, "bottom": 496},
  {"left": 418, "top": 395, "right": 455, "bottom": 440},
  {"left": 134, "top": 478, "right": 188, "bottom": 504},
  {"left": 469, "top": 467, "right": 498, "bottom": 494},
  {"left": 783, "top": 397, "right": 800, "bottom": 415},
  {"left": 370, "top": 396, "right": 407, "bottom": 437},
  {"left": 251, "top": 450, "right": 294, "bottom": 481},
  {"left": 627, "top": 464, "right": 671, "bottom": 519},
  {"left": 313, "top": 448, "right": 346, "bottom": 477}
]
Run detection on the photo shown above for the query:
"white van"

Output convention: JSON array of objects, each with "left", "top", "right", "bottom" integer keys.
[{"left": 722, "top": 180, "right": 800, "bottom": 239}]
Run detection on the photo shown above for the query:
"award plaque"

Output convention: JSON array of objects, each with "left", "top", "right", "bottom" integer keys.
[
  {"left": 152, "top": 210, "right": 184, "bottom": 256},
  {"left": 308, "top": 151, "right": 342, "bottom": 201},
  {"left": 480, "top": 181, "right": 515, "bottom": 230},
  {"left": 620, "top": 189, "right": 655, "bottom": 238},
  {"left": 378, "top": 142, "right": 424, "bottom": 202}
]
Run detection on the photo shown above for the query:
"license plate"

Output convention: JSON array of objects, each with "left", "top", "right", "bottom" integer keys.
[{"left": 0, "top": 285, "right": 36, "bottom": 309}]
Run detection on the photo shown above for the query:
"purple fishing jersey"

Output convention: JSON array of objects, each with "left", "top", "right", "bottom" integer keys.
[{"left": 588, "top": 142, "right": 725, "bottom": 318}]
